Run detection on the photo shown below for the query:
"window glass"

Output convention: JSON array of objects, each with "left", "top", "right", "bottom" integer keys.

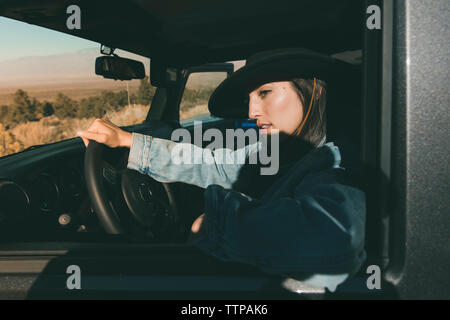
[
  {"left": 179, "top": 72, "right": 227, "bottom": 121},
  {"left": 0, "top": 17, "right": 154, "bottom": 158}
]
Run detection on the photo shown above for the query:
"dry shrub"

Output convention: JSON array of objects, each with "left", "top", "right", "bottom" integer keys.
[
  {"left": 2, "top": 104, "right": 148, "bottom": 157},
  {"left": 0, "top": 123, "right": 24, "bottom": 157},
  {"left": 106, "top": 104, "right": 148, "bottom": 126},
  {"left": 10, "top": 117, "right": 66, "bottom": 147},
  {"left": 180, "top": 104, "right": 209, "bottom": 120}
]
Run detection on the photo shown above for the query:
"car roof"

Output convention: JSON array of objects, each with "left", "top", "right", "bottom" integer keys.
[{"left": 0, "top": 0, "right": 363, "bottom": 66}]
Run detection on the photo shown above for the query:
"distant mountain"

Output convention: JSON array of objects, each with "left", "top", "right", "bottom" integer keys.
[
  {"left": 0, "top": 48, "right": 150, "bottom": 86},
  {"left": 0, "top": 47, "right": 245, "bottom": 89}
]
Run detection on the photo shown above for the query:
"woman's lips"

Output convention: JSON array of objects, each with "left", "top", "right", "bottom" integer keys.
[{"left": 259, "top": 124, "right": 272, "bottom": 134}]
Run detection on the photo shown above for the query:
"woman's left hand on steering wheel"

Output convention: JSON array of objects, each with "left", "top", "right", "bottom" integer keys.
[{"left": 77, "top": 118, "right": 132, "bottom": 148}]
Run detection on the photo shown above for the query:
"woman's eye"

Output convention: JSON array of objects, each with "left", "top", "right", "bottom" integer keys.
[{"left": 259, "top": 90, "right": 271, "bottom": 97}]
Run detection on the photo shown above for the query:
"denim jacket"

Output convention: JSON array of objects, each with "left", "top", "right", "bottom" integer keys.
[{"left": 127, "top": 133, "right": 366, "bottom": 292}]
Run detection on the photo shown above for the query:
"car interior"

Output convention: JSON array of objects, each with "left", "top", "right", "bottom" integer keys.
[{"left": 0, "top": 0, "right": 399, "bottom": 298}]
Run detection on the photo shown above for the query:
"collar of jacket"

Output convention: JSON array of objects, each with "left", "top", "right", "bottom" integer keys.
[
  {"left": 277, "top": 135, "right": 339, "bottom": 170},
  {"left": 232, "top": 140, "right": 341, "bottom": 199},
  {"left": 258, "top": 141, "right": 342, "bottom": 202}
]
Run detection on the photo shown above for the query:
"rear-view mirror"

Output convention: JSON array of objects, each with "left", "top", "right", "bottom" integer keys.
[{"left": 95, "top": 56, "right": 145, "bottom": 80}]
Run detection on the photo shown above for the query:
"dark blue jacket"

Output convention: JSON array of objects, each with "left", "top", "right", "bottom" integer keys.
[
  {"left": 194, "top": 142, "right": 366, "bottom": 279},
  {"left": 128, "top": 133, "right": 366, "bottom": 289}
]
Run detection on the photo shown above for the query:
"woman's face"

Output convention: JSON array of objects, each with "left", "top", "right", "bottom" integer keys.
[{"left": 248, "top": 81, "right": 303, "bottom": 135}]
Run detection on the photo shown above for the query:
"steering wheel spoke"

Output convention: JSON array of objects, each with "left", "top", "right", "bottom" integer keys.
[{"left": 101, "top": 160, "right": 120, "bottom": 186}]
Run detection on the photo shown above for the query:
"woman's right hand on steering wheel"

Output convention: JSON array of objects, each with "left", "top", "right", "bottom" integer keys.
[{"left": 77, "top": 118, "right": 133, "bottom": 149}]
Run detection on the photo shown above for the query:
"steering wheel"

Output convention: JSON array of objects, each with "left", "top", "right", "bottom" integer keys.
[{"left": 83, "top": 140, "right": 180, "bottom": 239}]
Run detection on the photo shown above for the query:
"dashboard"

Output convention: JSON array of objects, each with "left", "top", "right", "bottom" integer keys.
[
  {"left": 0, "top": 123, "right": 206, "bottom": 242},
  {"left": 0, "top": 140, "right": 100, "bottom": 241}
]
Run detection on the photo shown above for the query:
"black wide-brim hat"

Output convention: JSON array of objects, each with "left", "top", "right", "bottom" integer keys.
[{"left": 208, "top": 48, "right": 359, "bottom": 119}]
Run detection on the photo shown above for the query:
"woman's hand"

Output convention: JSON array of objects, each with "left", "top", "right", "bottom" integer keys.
[
  {"left": 77, "top": 118, "right": 133, "bottom": 148},
  {"left": 191, "top": 213, "right": 205, "bottom": 234}
]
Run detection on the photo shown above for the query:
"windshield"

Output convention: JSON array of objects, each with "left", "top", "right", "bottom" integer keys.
[{"left": 0, "top": 17, "right": 153, "bottom": 158}]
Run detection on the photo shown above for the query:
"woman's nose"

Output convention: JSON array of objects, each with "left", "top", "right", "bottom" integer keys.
[{"left": 248, "top": 98, "right": 260, "bottom": 119}]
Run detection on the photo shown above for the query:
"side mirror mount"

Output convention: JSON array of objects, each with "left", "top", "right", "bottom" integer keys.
[
  {"left": 100, "top": 44, "right": 115, "bottom": 56},
  {"left": 95, "top": 55, "right": 145, "bottom": 80}
]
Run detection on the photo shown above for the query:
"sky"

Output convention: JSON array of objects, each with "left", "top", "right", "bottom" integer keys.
[{"left": 0, "top": 16, "right": 98, "bottom": 62}]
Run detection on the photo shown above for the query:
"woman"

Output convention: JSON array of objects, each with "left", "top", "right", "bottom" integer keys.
[{"left": 77, "top": 48, "right": 366, "bottom": 292}]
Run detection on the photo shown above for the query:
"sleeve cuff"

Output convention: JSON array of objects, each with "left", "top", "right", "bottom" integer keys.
[{"left": 127, "top": 132, "right": 153, "bottom": 174}]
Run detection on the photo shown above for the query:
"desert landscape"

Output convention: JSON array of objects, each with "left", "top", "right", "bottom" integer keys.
[
  {"left": 0, "top": 79, "right": 142, "bottom": 106},
  {"left": 0, "top": 103, "right": 149, "bottom": 157},
  {"left": 0, "top": 48, "right": 236, "bottom": 158}
]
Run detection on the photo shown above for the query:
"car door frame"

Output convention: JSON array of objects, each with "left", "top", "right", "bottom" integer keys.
[{"left": 1, "top": 0, "right": 449, "bottom": 299}]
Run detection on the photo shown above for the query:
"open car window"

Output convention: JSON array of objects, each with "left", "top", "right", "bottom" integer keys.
[
  {"left": 180, "top": 60, "right": 245, "bottom": 125},
  {"left": 179, "top": 71, "right": 227, "bottom": 122},
  {"left": 0, "top": 17, "right": 153, "bottom": 158}
]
